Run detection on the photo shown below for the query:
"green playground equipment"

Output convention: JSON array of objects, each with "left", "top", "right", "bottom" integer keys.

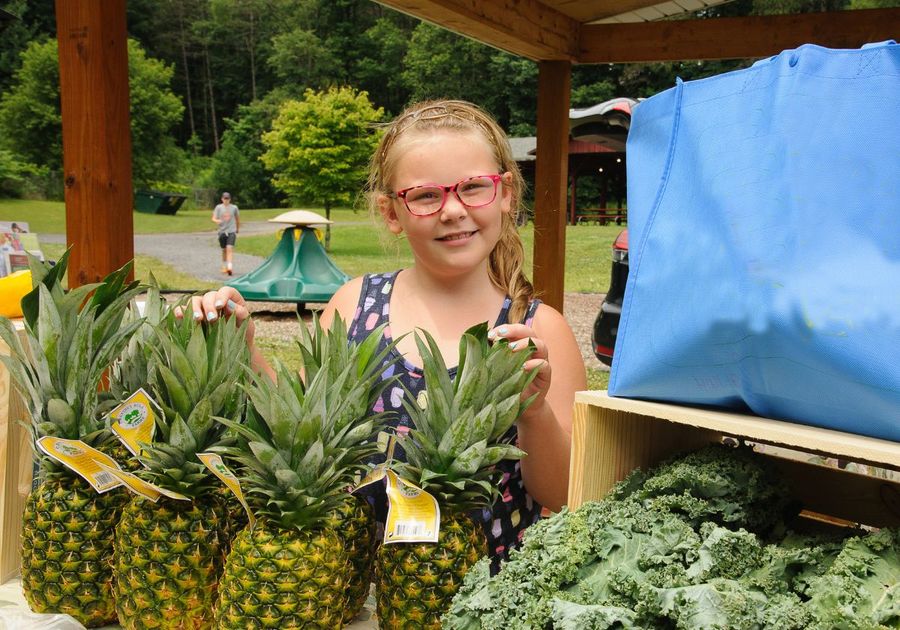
[{"left": 227, "top": 210, "right": 349, "bottom": 311}]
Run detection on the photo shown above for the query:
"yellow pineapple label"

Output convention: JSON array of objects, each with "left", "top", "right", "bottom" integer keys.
[
  {"left": 197, "top": 452, "right": 256, "bottom": 527},
  {"left": 107, "top": 388, "right": 160, "bottom": 459},
  {"left": 94, "top": 462, "right": 190, "bottom": 502},
  {"left": 36, "top": 437, "right": 124, "bottom": 493},
  {"left": 383, "top": 469, "right": 440, "bottom": 544}
]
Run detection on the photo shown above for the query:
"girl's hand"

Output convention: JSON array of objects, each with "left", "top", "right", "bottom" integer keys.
[
  {"left": 488, "top": 323, "right": 551, "bottom": 410},
  {"left": 175, "top": 287, "right": 256, "bottom": 348}
]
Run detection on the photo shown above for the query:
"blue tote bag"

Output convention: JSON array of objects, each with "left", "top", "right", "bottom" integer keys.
[{"left": 609, "top": 41, "right": 900, "bottom": 442}]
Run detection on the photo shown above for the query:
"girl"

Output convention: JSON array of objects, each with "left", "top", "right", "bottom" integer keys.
[{"left": 191, "top": 99, "right": 586, "bottom": 562}]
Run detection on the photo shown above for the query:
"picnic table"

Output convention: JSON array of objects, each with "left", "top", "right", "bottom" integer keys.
[{"left": 574, "top": 207, "right": 627, "bottom": 225}]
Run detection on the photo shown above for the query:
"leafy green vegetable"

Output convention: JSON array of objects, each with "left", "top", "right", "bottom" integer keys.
[{"left": 444, "top": 445, "right": 900, "bottom": 629}]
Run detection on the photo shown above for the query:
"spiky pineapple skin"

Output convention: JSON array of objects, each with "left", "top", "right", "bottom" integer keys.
[
  {"left": 215, "top": 519, "right": 350, "bottom": 629},
  {"left": 325, "top": 495, "right": 376, "bottom": 624},
  {"left": 114, "top": 496, "right": 228, "bottom": 630},
  {"left": 375, "top": 511, "right": 486, "bottom": 629},
  {"left": 21, "top": 474, "right": 127, "bottom": 627},
  {"left": 213, "top": 485, "right": 249, "bottom": 552}
]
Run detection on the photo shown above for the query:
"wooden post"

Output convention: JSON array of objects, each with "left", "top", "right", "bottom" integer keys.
[
  {"left": 56, "top": 0, "right": 134, "bottom": 287},
  {"left": 532, "top": 61, "right": 570, "bottom": 313}
]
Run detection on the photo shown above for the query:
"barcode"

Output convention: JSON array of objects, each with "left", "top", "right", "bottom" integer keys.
[
  {"left": 394, "top": 521, "right": 427, "bottom": 537},
  {"left": 94, "top": 472, "right": 116, "bottom": 487}
]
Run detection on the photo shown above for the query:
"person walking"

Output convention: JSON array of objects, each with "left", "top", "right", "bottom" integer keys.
[{"left": 212, "top": 192, "right": 240, "bottom": 275}]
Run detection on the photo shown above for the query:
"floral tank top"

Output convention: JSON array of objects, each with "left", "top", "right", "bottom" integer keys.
[{"left": 348, "top": 271, "right": 543, "bottom": 570}]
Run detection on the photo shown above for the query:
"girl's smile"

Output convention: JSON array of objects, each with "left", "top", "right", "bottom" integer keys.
[{"left": 436, "top": 229, "right": 477, "bottom": 243}]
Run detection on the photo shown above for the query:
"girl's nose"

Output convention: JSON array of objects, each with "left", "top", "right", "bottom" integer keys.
[{"left": 439, "top": 192, "right": 468, "bottom": 221}]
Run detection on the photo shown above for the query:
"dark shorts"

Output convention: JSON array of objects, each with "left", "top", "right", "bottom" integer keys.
[{"left": 218, "top": 232, "right": 237, "bottom": 248}]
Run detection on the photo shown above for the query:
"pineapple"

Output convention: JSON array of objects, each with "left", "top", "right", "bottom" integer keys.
[
  {"left": 297, "top": 314, "right": 398, "bottom": 623},
  {"left": 375, "top": 323, "right": 538, "bottom": 629},
  {"left": 215, "top": 315, "right": 398, "bottom": 629},
  {"left": 113, "top": 310, "right": 249, "bottom": 630},
  {"left": 0, "top": 252, "right": 143, "bottom": 627}
]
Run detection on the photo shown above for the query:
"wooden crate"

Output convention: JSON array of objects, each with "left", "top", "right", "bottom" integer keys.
[
  {"left": 568, "top": 391, "right": 900, "bottom": 528},
  {"left": 0, "top": 319, "right": 33, "bottom": 583}
]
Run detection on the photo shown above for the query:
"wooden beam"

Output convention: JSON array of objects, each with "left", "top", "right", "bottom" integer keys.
[
  {"left": 532, "top": 61, "right": 570, "bottom": 313},
  {"left": 580, "top": 8, "right": 900, "bottom": 63},
  {"left": 56, "top": 0, "right": 133, "bottom": 287},
  {"left": 374, "top": 0, "right": 580, "bottom": 61}
]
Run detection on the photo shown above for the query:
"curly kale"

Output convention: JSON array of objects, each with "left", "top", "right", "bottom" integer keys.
[
  {"left": 444, "top": 444, "right": 900, "bottom": 630},
  {"left": 804, "top": 528, "right": 900, "bottom": 628},
  {"left": 609, "top": 444, "right": 798, "bottom": 535}
]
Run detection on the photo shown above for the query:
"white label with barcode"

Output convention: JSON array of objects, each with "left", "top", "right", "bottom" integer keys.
[
  {"left": 94, "top": 471, "right": 117, "bottom": 488},
  {"left": 393, "top": 520, "right": 430, "bottom": 538}
]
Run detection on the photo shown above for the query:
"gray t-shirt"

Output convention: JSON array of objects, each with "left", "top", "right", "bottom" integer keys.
[{"left": 213, "top": 203, "right": 239, "bottom": 234}]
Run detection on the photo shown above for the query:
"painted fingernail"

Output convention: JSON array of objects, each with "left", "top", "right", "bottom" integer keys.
[
  {"left": 227, "top": 299, "right": 237, "bottom": 312},
  {"left": 214, "top": 300, "right": 224, "bottom": 309},
  {"left": 498, "top": 327, "right": 508, "bottom": 335},
  {"left": 508, "top": 341, "right": 518, "bottom": 349},
  {"left": 193, "top": 311, "right": 202, "bottom": 320},
  {"left": 487, "top": 330, "right": 496, "bottom": 340},
  {"left": 206, "top": 311, "right": 217, "bottom": 321}
]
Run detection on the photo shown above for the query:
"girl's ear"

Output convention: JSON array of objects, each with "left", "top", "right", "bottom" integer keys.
[
  {"left": 378, "top": 194, "right": 404, "bottom": 235},
  {"left": 499, "top": 171, "right": 514, "bottom": 215}
]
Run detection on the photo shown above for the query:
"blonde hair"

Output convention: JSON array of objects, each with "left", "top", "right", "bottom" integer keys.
[{"left": 367, "top": 100, "right": 535, "bottom": 322}]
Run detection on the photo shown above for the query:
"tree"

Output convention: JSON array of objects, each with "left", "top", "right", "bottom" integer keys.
[
  {"left": 401, "top": 23, "right": 497, "bottom": 108},
  {"left": 209, "top": 92, "right": 286, "bottom": 208},
  {"left": 0, "top": 37, "right": 185, "bottom": 189},
  {"left": 261, "top": 86, "right": 383, "bottom": 248}
]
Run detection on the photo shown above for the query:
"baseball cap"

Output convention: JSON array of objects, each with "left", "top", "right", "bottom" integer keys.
[{"left": 222, "top": 192, "right": 231, "bottom": 199}]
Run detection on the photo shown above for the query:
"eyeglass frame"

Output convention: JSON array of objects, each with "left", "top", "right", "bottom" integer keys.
[{"left": 388, "top": 173, "right": 505, "bottom": 217}]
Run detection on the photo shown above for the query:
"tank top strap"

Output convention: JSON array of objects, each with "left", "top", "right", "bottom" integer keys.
[
  {"left": 495, "top": 298, "right": 542, "bottom": 327},
  {"left": 521, "top": 299, "right": 541, "bottom": 326}
]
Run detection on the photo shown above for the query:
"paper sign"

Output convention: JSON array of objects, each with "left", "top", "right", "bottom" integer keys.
[
  {"left": 197, "top": 452, "right": 256, "bottom": 527},
  {"left": 36, "top": 437, "right": 123, "bottom": 493},
  {"left": 108, "top": 388, "right": 160, "bottom": 459}
]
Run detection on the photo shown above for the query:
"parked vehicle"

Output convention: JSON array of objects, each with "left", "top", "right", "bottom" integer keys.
[{"left": 592, "top": 229, "right": 628, "bottom": 366}]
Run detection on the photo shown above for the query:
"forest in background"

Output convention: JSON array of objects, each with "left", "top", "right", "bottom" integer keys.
[{"left": 0, "top": 0, "right": 889, "bottom": 208}]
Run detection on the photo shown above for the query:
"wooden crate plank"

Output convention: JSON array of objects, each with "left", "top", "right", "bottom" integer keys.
[
  {"left": 575, "top": 391, "right": 900, "bottom": 470},
  {"left": 567, "top": 401, "right": 718, "bottom": 509},
  {"left": 0, "top": 324, "right": 33, "bottom": 582}
]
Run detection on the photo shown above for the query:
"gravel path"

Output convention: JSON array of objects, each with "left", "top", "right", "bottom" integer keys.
[{"left": 43, "top": 225, "right": 609, "bottom": 371}]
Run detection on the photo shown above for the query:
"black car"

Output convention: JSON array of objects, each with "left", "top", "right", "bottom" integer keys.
[{"left": 592, "top": 229, "right": 628, "bottom": 366}]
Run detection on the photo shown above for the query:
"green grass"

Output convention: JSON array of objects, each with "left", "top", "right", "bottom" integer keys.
[
  {"left": 41, "top": 243, "right": 218, "bottom": 291},
  {"left": 241, "top": 215, "right": 622, "bottom": 294},
  {"left": 0, "top": 198, "right": 305, "bottom": 234},
  {"left": 5, "top": 198, "right": 620, "bottom": 293}
]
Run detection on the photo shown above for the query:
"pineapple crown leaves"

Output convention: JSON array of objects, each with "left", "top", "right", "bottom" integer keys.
[
  {"left": 110, "top": 274, "right": 167, "bottom": 402},
  {"left": 393, "top": 322, "right": 538, "bottom": 511},
  {"left": 148, "top": 306, "right": 250, "bottom": 424},
  {"left": 296, "top": 313, "right": 401, "bottom": 428},
  {"left": 0, "top": 259, "right": 145, "bottom": 445},
  {"left": 138, "top": 310, "right": 250, "bottom": 495},
  {"left": 214, "top": 311, "right": 404, "bottom": 529},
  {"left": 239, "top": 356, "right": 390, "bottom": 478},
  {"left": 214, "top": 364, "right": 366, "bottom": 530}
]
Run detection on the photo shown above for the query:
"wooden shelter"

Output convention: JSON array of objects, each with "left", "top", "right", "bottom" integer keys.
[{"left": 56, "top": 0, "right": 898, "bottom": 312}]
